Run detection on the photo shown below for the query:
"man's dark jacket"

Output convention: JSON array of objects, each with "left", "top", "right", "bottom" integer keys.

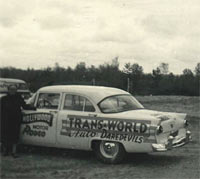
[{"left": 0, "top": 94, "right": 34, "bottom": 143}]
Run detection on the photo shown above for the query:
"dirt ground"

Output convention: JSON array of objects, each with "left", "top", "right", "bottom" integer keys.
[{"left": 0, "top": 96, "right": 199, "bottom": 179}]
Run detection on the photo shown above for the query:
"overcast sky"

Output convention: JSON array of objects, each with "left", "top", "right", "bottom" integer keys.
[{"left": 0, "top": 0, "right": 199, "bottom": 74}]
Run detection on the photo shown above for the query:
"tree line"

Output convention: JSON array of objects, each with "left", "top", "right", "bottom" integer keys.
[{"left": 0, "top": 58, "right": 199, "bottom": 96}]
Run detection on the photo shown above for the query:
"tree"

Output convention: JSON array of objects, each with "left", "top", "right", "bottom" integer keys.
[
  {"left": 98, "top": 59, "right": 122, "bottom": 88},
  {"left": 181, "top": 68, "right": 196, "bottom": 95},
  {"left": 152, "top": 67, "right": 161, "bottom": 77},
  {"left": 151, "top": 63, "right": 169, "bottom": 94},
  {"left": 111, "top": 56, "right": 119, "bottom": 68},
  {"left": 123, "top": 62, "right": 132, "bottom": 74},
  {"left": 183, "top": 69, "right": 193, "bottom": 76},
  {"left": 131, "top": 63, "right": 143, "bottom": 76},
  {"left": 123, "top": 63, "right": 143, "bottom": 76},
  {"left": 152, "top": 67, "right": 162, "bottom": 94},
  {"left": 75, "top": 62, "right": 86, "bottom": 71},
  {"left": 53, "top": 62, "right": 60, "bottom": 71},
  {"left": 123, "top": 63, "right": 143, "bottom": 94},
  {"left": 0, "top": 61, "right": 198, "bottom": 96},
  {"left": 158, "top": 63, "right": 169, "bottom": 74},
  {"left": 74, "top": 62, "right": 87, "bottom": 81},
  {"left": 194, "top": 63, "right": 200, "bottom": 76}
]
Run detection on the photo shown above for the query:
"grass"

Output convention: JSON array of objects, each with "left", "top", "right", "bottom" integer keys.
[{"left": 136, "top": 95, "right": 200, "bottom": 118}]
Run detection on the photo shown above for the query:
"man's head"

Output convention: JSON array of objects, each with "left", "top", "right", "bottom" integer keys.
[{"left": 7, "top": 85, "right": 17, "bottom": 95}]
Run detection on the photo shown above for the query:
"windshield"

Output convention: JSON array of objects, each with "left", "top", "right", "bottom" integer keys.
[
  {"left": 18, "top": 83, "right": 28, "bottom": 90},
  {"left": 99, "top": 95, "right": 144, "bottom": 113}
]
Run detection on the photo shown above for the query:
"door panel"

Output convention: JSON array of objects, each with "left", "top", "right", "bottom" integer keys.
[
  {"left": 57, "top": 110, "right": 97, "bottom": 149},
  {"left": 57, "top": 93, "right": 97, "bottom": 150},
  {"left": 20, "top": 110, "right": 57, "bottom": 146},
  {"left": 20, "top": 92, "right": 61, "bottom": 147}
]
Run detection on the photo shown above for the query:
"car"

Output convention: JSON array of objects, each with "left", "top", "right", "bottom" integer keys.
[
  {"left": 0, "top": 78, "right": 31, "bottom": 100},
  {"left": 20, "top": 85, "right": 192, "bottom": 163}
]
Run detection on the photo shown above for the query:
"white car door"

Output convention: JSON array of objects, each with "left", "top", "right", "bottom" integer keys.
[
  {"left": 20, "top": 92, "right": 61, "bottom": 147},
  {"left": 57, "top": 93, "right": 97, "bottom": 150}
]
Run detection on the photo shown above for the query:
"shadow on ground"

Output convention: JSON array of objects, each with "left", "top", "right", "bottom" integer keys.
[{"left": 17, "top": 145, "right": 185, "bottom": 166}]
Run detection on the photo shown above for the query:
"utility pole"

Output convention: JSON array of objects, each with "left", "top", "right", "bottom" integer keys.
[
  {"left": 127, "top": 77, "right": 130, "bottom": 92},
  {"left": 92, "top": 78, "right": 96, "bottom": 86}
]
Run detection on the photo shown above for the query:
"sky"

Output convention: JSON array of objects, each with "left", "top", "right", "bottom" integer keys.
[{"left": 0, "top": 0, "right": 200, "bottom": 74}]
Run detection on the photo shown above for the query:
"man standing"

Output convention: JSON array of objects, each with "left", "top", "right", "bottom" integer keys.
[{"left": 0, "top": 85, "right": 35, "bottom": 158}]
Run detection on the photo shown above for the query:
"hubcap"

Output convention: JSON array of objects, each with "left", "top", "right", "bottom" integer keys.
[{"left": 100, "top": 141, "right": 119, "bottom": 158}]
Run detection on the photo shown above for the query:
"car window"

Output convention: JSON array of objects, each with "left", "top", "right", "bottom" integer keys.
[
  {"left": 99, "top": 95, "right": 144, "bottom": 113},
  {"left": 37, "top": 93, "right": 60, "bottom": 109},
  {"left": 26, "top": 93, "right": 36, "bottom": 105},
  {"left": 63, "top": 94, "right": 95, "bottom": 112}
]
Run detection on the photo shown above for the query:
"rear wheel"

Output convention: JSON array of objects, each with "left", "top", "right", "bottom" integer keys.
[{"left": 94, "top": 140, "right": 126, "bottom": 164}]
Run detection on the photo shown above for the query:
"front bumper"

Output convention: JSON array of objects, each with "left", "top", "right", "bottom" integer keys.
[{"left": 152, "top": 130, "right": 192, "bottom": 152}]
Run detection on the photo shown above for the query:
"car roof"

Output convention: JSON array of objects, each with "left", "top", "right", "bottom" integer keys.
[
  {"left": 0, "top": 93, "right": 6, "bottom": 98},
  {"left": 38, "top": 85, "right": 130, "bottom": 104},
  {"left": 0, "top": 78, "right": 26, "bottom": 83},
  {"left": 0, "top": 78, "right": 30, "bottom": 93}
]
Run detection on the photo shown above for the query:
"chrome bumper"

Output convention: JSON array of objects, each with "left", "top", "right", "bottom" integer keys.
[{"left": 152, "top": 130, "right": 192, "bottom": 152}]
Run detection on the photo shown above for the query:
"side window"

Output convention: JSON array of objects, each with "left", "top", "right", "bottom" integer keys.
[
  {"left": 37, "top": 93, "right": 60, "bottom": 109},
  {"left": 84, "top": 99, "right": 95, "bottom": 112},
  {"left": 64, "top": 94, "right": 95, "bottom": 112},
  {"left": 64, "top": 95, "right": 84, "bottom": 111}
]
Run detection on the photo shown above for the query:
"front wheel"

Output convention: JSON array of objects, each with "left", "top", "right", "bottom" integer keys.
[{"left": 94, "top": 141, "right": 126, "bottom": 164}]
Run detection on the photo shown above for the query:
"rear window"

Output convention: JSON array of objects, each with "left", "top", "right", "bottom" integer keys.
[{"left": 99, "top": 95, "right": 144, "bottom": 113}]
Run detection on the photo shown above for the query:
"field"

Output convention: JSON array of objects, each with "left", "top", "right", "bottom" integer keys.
[
  {"left": 136, "top": 96, "right": 200, "bottom": 118},
  {"left": 0, "top": 96, "right": 199, "bottom": 179}
]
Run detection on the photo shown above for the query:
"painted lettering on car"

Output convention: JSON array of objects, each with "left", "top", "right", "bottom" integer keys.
[{"left": 60, "top": 115, "right": 151, "bottom": 143}]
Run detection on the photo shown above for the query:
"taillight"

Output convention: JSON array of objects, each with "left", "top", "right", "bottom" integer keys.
[
  {"left": 184, "top": 119, "right": 189, "bottom": 127},
  {"left": 156, "top": 125, "right": 163, "bottom": 135}
]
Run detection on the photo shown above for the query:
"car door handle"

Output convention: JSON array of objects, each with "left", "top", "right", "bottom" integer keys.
[
  {"left": 88, "top": 114, "right": 97, "bottom": 117},
  {"left": 50, "top": 110, "right": 58, "bottom": 114}
]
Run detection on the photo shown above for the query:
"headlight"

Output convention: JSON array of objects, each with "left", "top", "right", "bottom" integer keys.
[{"left": 156, "top": 125, "right": 163, "bottom": 135}]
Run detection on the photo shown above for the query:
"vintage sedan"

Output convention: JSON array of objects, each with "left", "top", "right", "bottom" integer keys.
[
  {"left": 21, "top": 85, "right": 192, "bottom": 163},
  {"left": 0, "top": 78, "right": 31, "bottom": 100}
]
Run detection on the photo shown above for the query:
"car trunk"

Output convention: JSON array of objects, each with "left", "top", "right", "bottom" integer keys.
[{"left": 103, "top": 109, "right": 187, "bottom": 144}]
